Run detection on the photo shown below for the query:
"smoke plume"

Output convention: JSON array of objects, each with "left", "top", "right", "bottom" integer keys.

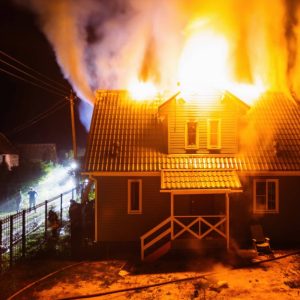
[{"left": 14, "top": 0, "right": 300, "bottom": 127}]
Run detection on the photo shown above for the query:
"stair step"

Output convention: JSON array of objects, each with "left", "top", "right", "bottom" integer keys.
[{"left": 144, "top": 241, "right": 171, "bottom": 262}]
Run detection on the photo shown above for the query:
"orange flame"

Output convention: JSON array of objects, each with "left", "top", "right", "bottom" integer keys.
[
  {"left": 178, "top": 28, "right": 229, "bottom": 91},
  {"left": 128, "top": 18, "right": 266, "bottom": 104},
  {"left": 177, "top": 19, "right": 265, "bottom": 104}
]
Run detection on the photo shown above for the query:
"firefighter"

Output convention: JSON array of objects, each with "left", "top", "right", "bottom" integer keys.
[
  {"left": 27, "top": 187, "right": 37, "bottom": 212},
  {"left": 48, "top": 208, "right": 59, "bottom": 238}
]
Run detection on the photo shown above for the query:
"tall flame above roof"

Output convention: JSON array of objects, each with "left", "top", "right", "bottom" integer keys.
[{"left": 17, "top": 0, "right": 300, "bottom": 124}]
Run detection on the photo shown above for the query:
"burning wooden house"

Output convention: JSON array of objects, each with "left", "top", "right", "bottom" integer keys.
[{"left": 83, "top": 90, "right": 300, "bottom": 260}]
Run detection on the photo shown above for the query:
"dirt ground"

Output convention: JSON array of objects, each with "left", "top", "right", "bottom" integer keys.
[{"left": 5, "top": 249, "right": 299, "bottom": 300}]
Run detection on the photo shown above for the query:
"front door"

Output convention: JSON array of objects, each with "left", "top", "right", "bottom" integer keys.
[
  {"left": 189, "top": 194, "right": 225, "bottom": 216},
  {"left": 172, "top": 193, "right": 228, "bottom": 244}
]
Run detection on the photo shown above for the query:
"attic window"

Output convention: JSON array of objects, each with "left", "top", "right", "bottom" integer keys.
[
  {"left": 207, "top": 119, "right": 221, "bottom": 149},
  {"left": 185, "top": 121, "right": 199, "bottom": 149},
  {"left": 253, "top": 179, "right": 279, "bottom": 214}
]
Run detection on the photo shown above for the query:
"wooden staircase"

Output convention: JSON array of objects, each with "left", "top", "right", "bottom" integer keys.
[
  {"left": 143, "top": 241, "right": 171, "bottom": 263},
  {"left": 140, "top": 217, "right": 172, "bottom": 261},
  {"left": 140, "top": 215, "right": 228, "bottom": 261}
]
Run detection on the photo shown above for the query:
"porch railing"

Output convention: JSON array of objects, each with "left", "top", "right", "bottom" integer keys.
[
  {"left": 140, "top": 214, "right": 227, "bottom": 261},
  {"left": 140, "top": 217, "right": 172, "bottom": 261}
]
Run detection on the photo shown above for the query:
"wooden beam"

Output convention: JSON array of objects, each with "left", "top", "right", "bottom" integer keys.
[
  {"left": 82, "top": 172, "right": 160, "bottom": 176},
  {"left": 226, "top": 192, "right": 230, "bottom": 250},
  {"left": 69, "top": 91, "right": 77, "bottom": 159},
  {"left": 165, "top": 189, "right": 231, "bottom": 195},
  {"left": 171, "top": 192, "right": 174, "bottom": 239},
  {"left": 90, "top": 175, "right": 100, "bottom": 242}
]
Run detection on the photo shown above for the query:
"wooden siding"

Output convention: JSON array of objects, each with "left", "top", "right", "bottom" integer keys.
[
  {"left": 95, "top": 174, "right": 300, "bottom": 246},
  {"left": 166, "top": 99, "right": 241, "bottom": 154},
  {"left": 230, "top": 175, "right": 300, "bottom": 247},
  {"left": 96, "top": 176, "right": 169, "bottom": 242}
]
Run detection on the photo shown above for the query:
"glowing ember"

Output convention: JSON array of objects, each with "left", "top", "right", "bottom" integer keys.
[{"left": 128, "top": 79, "right": 158, "bottom": 100}]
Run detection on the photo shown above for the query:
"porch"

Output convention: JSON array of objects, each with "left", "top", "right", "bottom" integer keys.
[
  {"left": 142, "top": 191, "right": 235, "bottom": 260},
  {"left": 141, "top": 169, "right": 242, "bottom": 261}
]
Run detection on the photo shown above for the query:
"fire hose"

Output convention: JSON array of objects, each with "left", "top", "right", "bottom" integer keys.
[
  {"left": 8, "top": 250, "right": 300, "bottom": 300},
  {"left": 7, "top": 261, "right": 86, "bottom": 300}
]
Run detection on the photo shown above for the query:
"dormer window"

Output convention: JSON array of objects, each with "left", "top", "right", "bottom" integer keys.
[
  {"left": 185, "top": 121, "right": 199, "bottom": 149},
  {"left": 207, "top": 119, "right": 221, "bottom": 149}
]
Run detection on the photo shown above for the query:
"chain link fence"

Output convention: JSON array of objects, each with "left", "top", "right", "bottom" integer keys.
[{"left": 0, "top": 187, "right": 79, "bottom": 273}]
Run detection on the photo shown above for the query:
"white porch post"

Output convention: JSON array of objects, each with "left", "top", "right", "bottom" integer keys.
[
  {"left": 171, "top": 192, "right": 174, "bottom": 239},
  {"left": 226, "top": 192, "right": 230, "bottom": 249}
]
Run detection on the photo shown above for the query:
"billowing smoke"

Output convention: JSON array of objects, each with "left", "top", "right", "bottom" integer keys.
[{"left": 14, "top": 0, "right": 300, "bottom": 129}]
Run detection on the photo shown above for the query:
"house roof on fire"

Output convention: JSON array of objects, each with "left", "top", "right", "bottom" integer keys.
[{"left": 84, "top": 90, "right": 300, "bottom": 175}]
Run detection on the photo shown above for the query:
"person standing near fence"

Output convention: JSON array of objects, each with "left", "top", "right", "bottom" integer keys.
[
  {"left": 48, "top": 207, "right": 59, "bottom": 238},
  {"left": 28, "top": 187, "right": 37, "bottom": 212}
]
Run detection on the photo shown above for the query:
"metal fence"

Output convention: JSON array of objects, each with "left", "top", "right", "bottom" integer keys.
[{"left": 0, "top": 187, "right": 78, "bottom": 273}]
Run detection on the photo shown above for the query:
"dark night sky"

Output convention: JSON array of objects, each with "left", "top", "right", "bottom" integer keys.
[{"left": 0, "top": 1, "right": 88, "bottom": 155}]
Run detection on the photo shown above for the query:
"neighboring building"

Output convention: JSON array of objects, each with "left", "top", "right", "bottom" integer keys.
[
  {"left": 83, "top": 90, "right": 300, "bottom": 260},
  {"left": 0, "top": 133, "right": 19, "bottom": 170},
  {"left": 17, "top": 143, "right": 58, "bottom": 163}
]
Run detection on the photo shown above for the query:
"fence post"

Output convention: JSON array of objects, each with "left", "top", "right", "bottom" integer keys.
[
  {"left": 22, "top": 210, "right": 26, "bottom": 258},
  {"left": 60, "top": 194, "right": 63, "bottom": 224},
  {"left": 0, "top": 220, "right": 2, "bottom": 272},
  {"left": 9, "top": 215, "right": 13, "bottom": 268},
  {"left": 45, "top": 200, "right": 48, "bottom": 239}
]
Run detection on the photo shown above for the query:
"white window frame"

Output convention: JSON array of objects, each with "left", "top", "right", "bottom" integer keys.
[
  {"left": 207, "top": 118, "right": 221, "bottom": 149},
  {"left": 128, "top": 179, "right": 142, "bottom": 214},
  {"left": 253, "top": 179, "right": 279, "bottom": 214},
  {"left": 185, "top": 121, "right": 199, "bottom": 149}
]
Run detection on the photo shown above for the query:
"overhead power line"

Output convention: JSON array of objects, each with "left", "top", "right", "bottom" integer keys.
[
  {"left": 6, "top": 98, "right": 70, "bottom": 136},
  {"left": 0, "top": 50, "right": 79, "bottom": 138},
  {"left": 0, "top": 49, "right": 69, "bottom": 91},
  {"left": 0, "top": 58, "right": 68, "bottom": 95},
  {"left": 0, "top": 67, "right": 66, "bottom": 97}
]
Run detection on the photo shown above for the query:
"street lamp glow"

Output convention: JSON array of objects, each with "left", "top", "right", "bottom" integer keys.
[{"left": 70, "top": 162, "right": 78, "bottom": 170}]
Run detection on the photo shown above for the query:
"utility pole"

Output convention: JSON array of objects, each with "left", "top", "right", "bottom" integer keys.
[{"left": 69, "top": 91, "right": 77, "bottom": 160}]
